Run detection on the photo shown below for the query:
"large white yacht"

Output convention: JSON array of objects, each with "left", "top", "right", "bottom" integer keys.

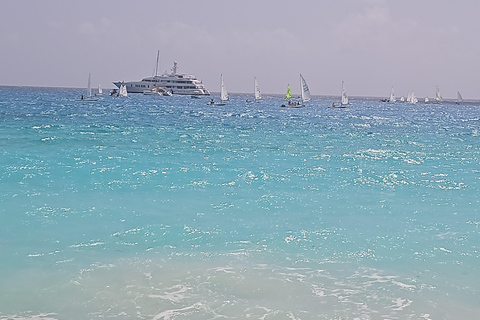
[{"left": 113, "top": 56, "right": 210, "bottom": 95}]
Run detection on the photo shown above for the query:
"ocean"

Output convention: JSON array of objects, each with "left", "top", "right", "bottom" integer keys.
[{"left": 1, "top": 86, "right": 479, "bottom": 319}]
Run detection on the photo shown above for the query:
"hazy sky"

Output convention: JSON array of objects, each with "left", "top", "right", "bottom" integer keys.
[{"left": 1, "top": 0, "right": 480, "bottom": 99}]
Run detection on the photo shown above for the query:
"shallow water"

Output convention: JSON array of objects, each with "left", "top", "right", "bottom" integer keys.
[{"left": 1, "top": 86, "right": 479, "bottom": 319}]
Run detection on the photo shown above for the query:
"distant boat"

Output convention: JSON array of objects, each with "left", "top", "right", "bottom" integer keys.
[
  {"left": 281, "top": 83, "right": 301, "bottom": 107},
  {"left": 254, "top": 77, "right": 262, "bottom": 102},
  {"left": 389, "top": 86, "right": 396, "bottom": 103},
  {"left": 300, "top": 74, "right": 311, "bottom": 103},
  {"left": 281, "top": 74, "right": 309, "bottom": 108},
  {"left": 76, "top": 73, "right": 98, "bottom": 101},
  {"left": 118, "top": 83, "right": 128, "bottom": 97},
  {"left": 207, "top": 98, "right": 225, "bottom": 106},
  {"left": 207, "top": 74, "right": 228, "bottom": 106},
  {"left": 331, "top": 81, "right": 348, "bottom": 108},
  {"left": 425, "top": 97, "right": 429, "bottom": 103},
  {"left": 435, "top": 86, "right": 442, "bottom": 103},
  {"left": 407, "top": 91, "right": 417, "bottom": 104},
  {"left": 456, "top": 91, "right": 463, "bottom": 104},
  {"left": 143, "top": 86, "right": 172, "bottom": 96},
  {"left": 113, "top": 51, "right": 210, "bottom": 95},
  {"left": 96, "top": 85, "right": 103, "bottom": 96},
  {"left": 341, "top": 81, "right": 349, "bottom": 105},
  {"left": 380, "top": 86, "right": 395, "bottom": 103}
]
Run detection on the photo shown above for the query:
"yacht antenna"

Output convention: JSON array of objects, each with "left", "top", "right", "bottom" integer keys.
[{"left": 172, "top": 61, "right": 178, "bottom": 75}]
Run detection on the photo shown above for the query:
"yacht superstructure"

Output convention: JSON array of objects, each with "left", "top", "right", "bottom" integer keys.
[{"left": 113, "top": 57, "right": 210, "bottom": 95}]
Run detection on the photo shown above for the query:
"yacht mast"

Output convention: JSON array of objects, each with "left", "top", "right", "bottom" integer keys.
[{"left": 155, "top": 50, "right": 160, "bottom": 77}]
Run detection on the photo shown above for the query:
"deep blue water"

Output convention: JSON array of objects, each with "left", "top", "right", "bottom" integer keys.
[{"left": 1, "top": 86, "right": 479, "bottom": 319}]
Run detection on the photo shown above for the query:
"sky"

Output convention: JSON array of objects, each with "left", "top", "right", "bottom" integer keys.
[{"left": 1, "top": 0, "right": 480, "bottom": 99}]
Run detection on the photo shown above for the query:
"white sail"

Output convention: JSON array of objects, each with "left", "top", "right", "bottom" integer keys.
[
  {"left": 254, "top": 77, "right": 262, "bottom": 101},
  {"left": 119, "top": 83, "right": 128, "bottom": 97},
  {"left": 300, "top": 74, "right": 311, "bottom": 102},
  {"left": 411, "top": 92, "right": 418, "bottom": 104},
  {"left": 87, "top": 73, "right": 92, "bottom": 98},
  {"left": 77, "top": 73, "right": 98, "bottom": 101},
  {"left": 220, "top": 74, "right": 229, "bottom": 102},
  {"left": 98, "top": 85, "right": 103, "bottom": 95},
  {"left": 457, "top": 91, "right": 463, "bottom": 104},
  {"left": 435, "top": 86, "right": 442, "bottom": 102},
  {"left": 389, "top": 86, "right": 396, "bottom": 102},
  {"left": 341, "top": 81, "right": 349, "bottom": 105},
  {"left": 406, "top": 92, "right": 412, "bottom": 103}
]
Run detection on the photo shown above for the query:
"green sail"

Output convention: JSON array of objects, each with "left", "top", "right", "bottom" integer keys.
[{"left": 285, "top": 84, "right": 292, "bottom": 100}]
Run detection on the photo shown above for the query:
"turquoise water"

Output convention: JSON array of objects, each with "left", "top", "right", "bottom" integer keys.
[{"left": 1, "top": 86, "right": 479, "bottom": 319}]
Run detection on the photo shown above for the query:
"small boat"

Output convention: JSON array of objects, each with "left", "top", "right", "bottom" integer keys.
[
  {"left": 208, "top": 74, "right": 228, "bottom": 106},
  {"left": 254, "top": 77, "right": 262, "bottom": 102},
  {"left": 331, "top": 81, "right": 349, "bottom": 108},
  {"left": 207, "top": 98, "right": 225, "bottom": 106},
  {"left": 341, "top": 81, "right": 349, "bottom": 106},
  {"left": 456, "top": 91, "right": 463, "bottom": 104},
  {"left": 113, "top": 83, "right": 128, "bottom": 97},
  {"left": 96, "top": 85, "right": 103, "bottom": 96},
  {"left": 406, "top": 91, "right": 418, "bottom": 104},
  {"left": 143, "top": 86, "right": 172, "bottom": 96},
  {"left": 281, "top": 101, "right": 302, "bottom": 108},
  {"left": 76, "top": 73, "right": 98, "bottom": 101},
  {"left": 281, "top": 84, "right": 301, "bottom": 107},
  {"left": 435, "top": 86, "right": 442, "bottom": 103},
  {"left": 380, "top": 86, "right": 395, "bottom": 102},
  {"left": 412, "top": 92, "right": 418, "bottom": 104}
]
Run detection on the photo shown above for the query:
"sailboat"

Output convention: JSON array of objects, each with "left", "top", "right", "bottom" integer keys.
[
  {"left": 389, "top": 86, "right": 396, "bottom": 102},
  {"left": 300, "top": 74, "right": 311, "bottom": 103},
  {"left": 407, "top": 91, "right": 418, "bottom": 104},
  {"left": 208, "top": 74, "right": 228, "bottom": 106},
  {"left": 331, "top": 81, "right": 348, "bottom": 108},
  {"left": 381, "top": 86, "right": 395, "bottom": 102},
  {"left": 341, "top": 81, "right": 349, "bottom": 106},
  {"left": 96, "top": 85, "right": 103, "bottom": 96},
  {"left": 254, "top": 77, "right": 262, "bottom": 102},
  {"left": 282, "top": 74, "right": 309, "bottom": 108},
  {"left": 435, "top": 86, "right": 442, "bottom": 103},
  {"left": 281, "top": 84, "right": 301, "bottom": 107},
  {"left": 77, "top": 73, "right": 98, "bottom": 101},
  {"left": 456, "top": 91, "right": 463, "bottom": 104},
  {"left": 118, "top": 83, "right": 128, "bottom": 97}
]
